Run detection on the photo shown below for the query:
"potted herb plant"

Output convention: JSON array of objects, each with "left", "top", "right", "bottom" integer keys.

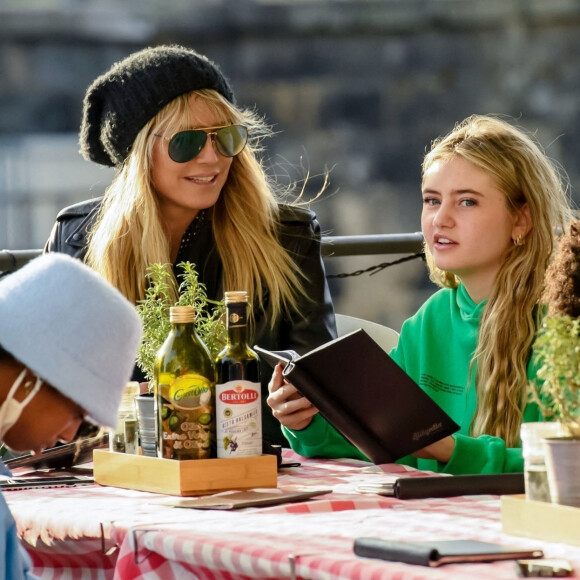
[
  {"left": 531, "top": 314, "right": 580, "bottom": 506},
  {"left": 134, "top": 262, "right": 226, "bottom": 456},
  {"left": 529, "top": 220, "right": 580, "bottom": 507}
]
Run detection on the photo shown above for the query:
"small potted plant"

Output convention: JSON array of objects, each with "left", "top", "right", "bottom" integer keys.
[
  {"left": 530, "top": 220, "right": 580, "bottom": 507},
  {"left": 134, "top": 262, "right": 226, "bottom": 456}
]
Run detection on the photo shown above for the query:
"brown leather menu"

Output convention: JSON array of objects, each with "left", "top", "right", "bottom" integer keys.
[
  {"left": 168, "top": 489, "right": 332, "bottom": 510},
  {"left": 353, "top": 538, "right": 543, "bottom": 566},
  {"left": 255, "top": 329, "right": 459, "bottom": 465}
]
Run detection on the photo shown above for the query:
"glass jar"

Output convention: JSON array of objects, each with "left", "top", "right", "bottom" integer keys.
[
  {"left": 109, "top": 381, "right": 140, "bottom": 454},
  {"left": 520, "top": 422, "right": 567, "bottom": 502}
]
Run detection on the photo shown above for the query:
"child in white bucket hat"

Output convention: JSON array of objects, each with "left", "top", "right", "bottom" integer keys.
[{"left": 0, "top": 252, "right": 142, "bottom": 579}]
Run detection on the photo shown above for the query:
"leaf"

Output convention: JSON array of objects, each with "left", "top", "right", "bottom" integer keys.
[
  {"left": 136, "top": 262, "right": 226, "bottom": 383},
  {"left": 529, "top": 314, "right": 580, "bottom": 437}
]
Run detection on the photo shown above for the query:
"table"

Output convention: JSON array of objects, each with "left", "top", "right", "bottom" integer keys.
[{"left": 6, "top": 450, "right": 580, "bottom": 579}]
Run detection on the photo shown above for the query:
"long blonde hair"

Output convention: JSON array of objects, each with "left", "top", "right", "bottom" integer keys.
[
  {"left": 85, "top": 89, "right": 308, "bottom": 326},
  {"left": 422, "top": 114, "right": 574, "bottom": 446}
]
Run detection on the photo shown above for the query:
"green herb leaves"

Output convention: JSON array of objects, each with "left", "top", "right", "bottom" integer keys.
[
  {"left": 531, "top": 314, "right": 580, "bottom": 437},
  {"left": 136, "top": 262, "right": 226, "bottom": 382}
]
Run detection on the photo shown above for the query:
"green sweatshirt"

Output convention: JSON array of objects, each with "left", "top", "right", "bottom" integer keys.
[{"left": 282, "top": 283, "right": 542, "bottom": 474}]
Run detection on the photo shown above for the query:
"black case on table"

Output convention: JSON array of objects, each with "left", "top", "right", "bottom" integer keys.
[{"left": 390, "top": 472, "right": 525, "bottom": 499}]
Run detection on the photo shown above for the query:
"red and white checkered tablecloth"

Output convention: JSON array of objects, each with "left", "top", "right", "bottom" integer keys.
[{"left": 5, "top": 450, "right": 580, "bottom": 580}]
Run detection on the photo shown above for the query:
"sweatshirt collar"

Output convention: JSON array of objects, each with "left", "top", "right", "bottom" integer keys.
[{"left": 456, "top": 282, "right": 487, "bottom": 321}]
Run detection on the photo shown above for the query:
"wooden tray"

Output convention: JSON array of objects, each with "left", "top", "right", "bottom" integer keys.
[
  {"left": 93, "top": 450, "right": 277, "bottom": 496},
  {"left": 501, "top": 494, "right": 580, "bottom": 546}
]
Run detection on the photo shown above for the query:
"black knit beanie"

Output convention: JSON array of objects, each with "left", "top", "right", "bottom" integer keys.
[{"left": 80, "top": 45, "right": 235, "bottom": 167}]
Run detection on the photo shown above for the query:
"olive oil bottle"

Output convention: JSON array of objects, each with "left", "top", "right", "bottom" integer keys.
[
  {"left": 215, "top": 291, "right": 262, "bottom": 458},
  {"left": 154, "top": 305, "right": 216, "bottom": 460}
]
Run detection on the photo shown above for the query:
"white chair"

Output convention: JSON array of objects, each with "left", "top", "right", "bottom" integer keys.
[{"left": 335, "top": 313, "right": 399, "bottom": 353}]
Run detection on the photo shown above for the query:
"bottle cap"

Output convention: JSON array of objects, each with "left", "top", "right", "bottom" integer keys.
[
  {"left": 225, "top": 291, "right": 248, "bottom": 303},
  {"left": 170, "top": 305, "right": 195, "bottom": 323},
  {"left": 124, "top": 381, "right": 140, "bottom": 398}
]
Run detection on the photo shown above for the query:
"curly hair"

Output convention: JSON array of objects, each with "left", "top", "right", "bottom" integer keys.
[
  {"left": 0, "top": 344, "right": 14, "bottom": 362},
  {"left": 543, "top": 220, "right": 580, "bottom": 318}
]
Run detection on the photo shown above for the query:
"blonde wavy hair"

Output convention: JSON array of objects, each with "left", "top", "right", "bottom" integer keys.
[
  {"left": 422, "top": 114, "right": 574, "bottom": 446},
  {"left": 85, "top": 89, "right": 308, "bottom": 327}
]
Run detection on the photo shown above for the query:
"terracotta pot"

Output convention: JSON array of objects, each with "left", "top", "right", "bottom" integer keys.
[{"left": 543, "top": 436, "right": 580, "bottom": 507}]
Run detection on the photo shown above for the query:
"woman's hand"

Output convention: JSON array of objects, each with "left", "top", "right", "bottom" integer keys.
[
  {"left": 412, "top": 435, "right": 455, "bottom": 463},
  {"left": 267, "top": 363, "right": 318, "bottom": 431}
]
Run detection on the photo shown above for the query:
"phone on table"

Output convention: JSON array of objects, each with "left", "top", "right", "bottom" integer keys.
[{"left": 517, "top": 558, "right": 573, "bottom": 577}]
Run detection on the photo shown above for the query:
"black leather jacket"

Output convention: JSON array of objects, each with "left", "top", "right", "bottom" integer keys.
[{"left": 45, "top": 197, "right": 337, "bottom": 445}]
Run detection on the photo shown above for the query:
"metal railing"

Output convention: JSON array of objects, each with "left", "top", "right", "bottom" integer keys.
[
  {"left": 0, "top": 249, "right": 42, "bottom": 273},
  {"left": 320, "top": 232, "right": 423, "bottom": 257},
  {"left": 0, "top": 233, "right": 425, "bottom": 275}
]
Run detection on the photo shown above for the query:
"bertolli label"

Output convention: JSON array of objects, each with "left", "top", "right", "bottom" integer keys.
[{"left": 216, "top": 380, "right": 261, "bottom": 458}]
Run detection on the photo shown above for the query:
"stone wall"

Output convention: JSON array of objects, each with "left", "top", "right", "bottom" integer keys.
[{"left": 2, "top": 0, "right": 580, "bottom": 329}]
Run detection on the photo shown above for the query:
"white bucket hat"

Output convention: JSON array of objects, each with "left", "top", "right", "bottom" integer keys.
[{"left": 0, "top": 253, "right": 142, "bottom": 428}]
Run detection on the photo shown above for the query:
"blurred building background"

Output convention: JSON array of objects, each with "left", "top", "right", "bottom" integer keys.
[{"left": 1, "top": 0, "right": 580, "bottom": 330}]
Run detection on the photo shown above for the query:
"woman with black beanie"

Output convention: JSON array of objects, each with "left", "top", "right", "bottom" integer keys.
[{"left": 45, "top": 45, "right": 336, "bottom": 446}]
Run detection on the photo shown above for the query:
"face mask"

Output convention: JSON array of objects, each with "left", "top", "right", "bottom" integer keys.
[{"left": 0, "top": 367, "right": 43, "bottom": 441}]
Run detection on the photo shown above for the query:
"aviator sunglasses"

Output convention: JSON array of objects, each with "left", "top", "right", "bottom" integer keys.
[{"left": 155, "top": 125, "right": 249, "bottom": 163}]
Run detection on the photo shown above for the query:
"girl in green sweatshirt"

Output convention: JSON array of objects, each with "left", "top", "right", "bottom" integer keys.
[{"left": 268, "top": 114, "right": 574, "bottom": 474}]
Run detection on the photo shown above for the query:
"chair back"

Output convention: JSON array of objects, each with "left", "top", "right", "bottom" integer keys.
[{"left": 335, "top": 313, "right": 399, "bottom": 353}]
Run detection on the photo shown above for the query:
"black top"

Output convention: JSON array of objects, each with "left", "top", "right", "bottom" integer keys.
[{"left": 45, "top": 197, "right": 337, "bottom": 445}]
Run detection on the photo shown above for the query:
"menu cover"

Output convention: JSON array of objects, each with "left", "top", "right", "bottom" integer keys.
[
  {"left": 167, "top": 489, "right": 332, "bottom": 510},
  {"left": 255, "top": 329, "right": 460, "bottom": 464}
]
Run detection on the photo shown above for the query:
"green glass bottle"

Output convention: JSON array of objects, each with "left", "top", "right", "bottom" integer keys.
[
  {"left": 215, "top": 291, "right": 262, "bottom": 458},
  {"left": 154, "top": 305, "right": 216, "bottom": 460}
]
